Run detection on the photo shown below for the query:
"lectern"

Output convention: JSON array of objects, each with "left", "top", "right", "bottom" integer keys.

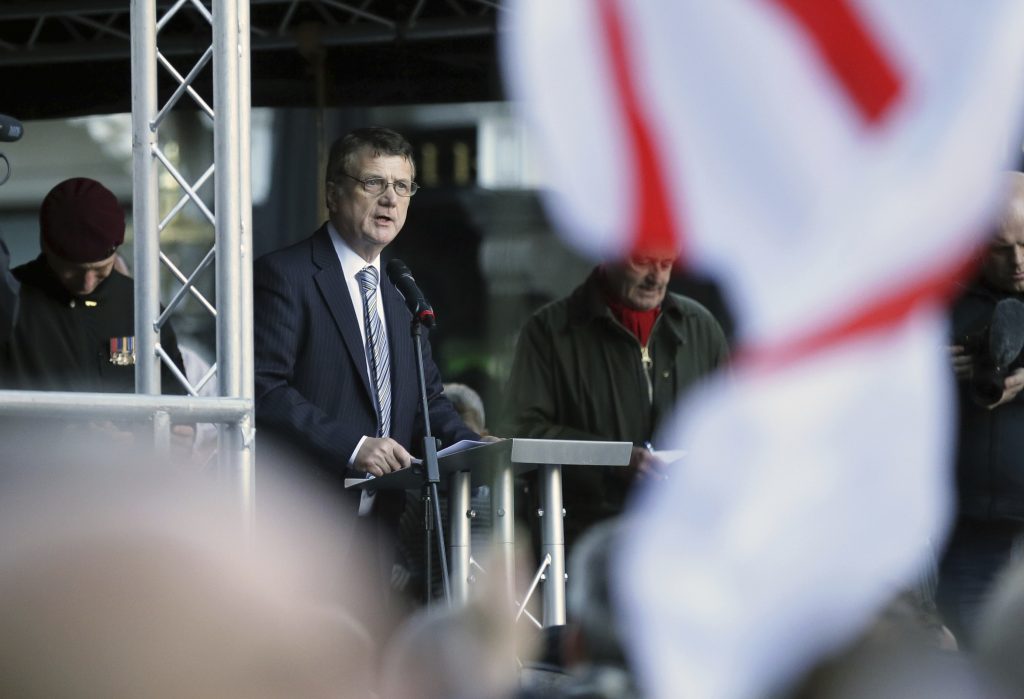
[{"left": 348, "top": 437, "right": 631, "bottom": 625}]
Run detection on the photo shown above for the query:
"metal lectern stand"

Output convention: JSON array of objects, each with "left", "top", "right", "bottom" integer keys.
[
  {"left": 347, "top": 437, "right": 631, "bottom": 625},
  {"left": 506, "top": 439, "right": 630, "bottom": 625},
  {"left": 419, "top": 438, "right": 630, "bottom": 625}
]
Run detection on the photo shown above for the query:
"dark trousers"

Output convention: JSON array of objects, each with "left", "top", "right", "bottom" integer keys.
[{"left": 936, "top": 519, "right": 1024, "bottom": 646}]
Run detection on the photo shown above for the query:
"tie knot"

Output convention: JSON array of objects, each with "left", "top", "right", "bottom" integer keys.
[{"left": 357, "top": 265, "right": 379, "bottom": 290}]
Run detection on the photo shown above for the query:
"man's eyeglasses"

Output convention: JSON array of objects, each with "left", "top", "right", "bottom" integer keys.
[{"left": 339, "top": 173, "right": 419, "bottom": 197}]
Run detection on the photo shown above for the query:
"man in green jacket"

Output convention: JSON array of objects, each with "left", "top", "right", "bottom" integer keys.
[{"left": 504, "top": 254, "right": 729, "bottom": 552}]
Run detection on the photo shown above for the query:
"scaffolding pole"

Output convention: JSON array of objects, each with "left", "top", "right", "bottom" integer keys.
[{"left": 128, "top": 0, "right": 255, "bottom": 513}]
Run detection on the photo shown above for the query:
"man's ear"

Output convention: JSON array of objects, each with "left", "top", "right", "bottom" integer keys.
[{"left": 325, "top": 183, "right": 338, "bottom": 214}]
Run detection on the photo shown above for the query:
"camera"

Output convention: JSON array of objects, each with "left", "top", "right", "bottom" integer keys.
[{"left": 959, "top": 297, "right": 1024, "bottom": 405}]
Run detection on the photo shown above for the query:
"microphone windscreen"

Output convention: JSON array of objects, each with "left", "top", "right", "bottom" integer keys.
[{"left": 386, "top": 258, "right": 411, "bottom": 282}]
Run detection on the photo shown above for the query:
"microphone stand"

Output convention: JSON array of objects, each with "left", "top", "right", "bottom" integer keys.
[{"left": 411, "top": 317, "right": 452, "bottom": 606}]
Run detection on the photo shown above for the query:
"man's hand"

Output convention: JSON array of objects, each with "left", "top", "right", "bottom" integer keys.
[
  {"left": 171, "top": 424, "right": 195, "bottom": 447},
  {"left": 949, "top": 344, "right": 974, "bottom": 381},
  {"left": 987, "top": 367, "right": 1024, "bottom": 409},
  {"left": 630, "top": 445, "right": 667, "bottom": 481},
  {"left": 353, "top": 437, "right": 413, "bottom": 477},
  {"left": 170, "top": 424, "right": 196, "bottom": 462},
  {"left": 81, "top": 420, "right": 135, "bottom": 444}
]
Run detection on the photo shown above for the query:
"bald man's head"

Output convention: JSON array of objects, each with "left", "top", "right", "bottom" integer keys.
[{"left": 981, "top": 173, "right": 1024, "bottom": 293}]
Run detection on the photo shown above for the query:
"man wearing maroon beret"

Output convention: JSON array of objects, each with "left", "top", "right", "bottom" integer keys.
[{"left": 0, "top": 177, "right": 186, "bottom": 394}]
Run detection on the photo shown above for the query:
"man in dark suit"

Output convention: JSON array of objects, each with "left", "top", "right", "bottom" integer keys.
[{"left": 253, "top": 128, "right": 478, "bottom": 577}]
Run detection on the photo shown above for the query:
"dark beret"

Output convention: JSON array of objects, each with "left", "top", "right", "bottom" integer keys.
[{"left": 40, "top": 177, "right": 125, "bottom": 263}]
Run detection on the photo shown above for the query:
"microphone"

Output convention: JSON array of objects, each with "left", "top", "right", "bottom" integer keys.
[
  {"left": 0, "top": 115, "right": 23, "bottom": 143},
  {"left": 386, "top": 258, "right": 436, "bottom": 327}
]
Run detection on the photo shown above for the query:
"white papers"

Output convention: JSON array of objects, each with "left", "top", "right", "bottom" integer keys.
[
  {"left": 649, "top": 448, "right": 686, "bottom": 464},
  {"left": 411, "top": 439, "right": 490, "bottom": 464}
]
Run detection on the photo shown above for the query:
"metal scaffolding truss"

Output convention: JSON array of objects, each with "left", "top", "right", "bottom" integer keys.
[{"left": 132, "top": 0, "right": 255, "bottom": 501}]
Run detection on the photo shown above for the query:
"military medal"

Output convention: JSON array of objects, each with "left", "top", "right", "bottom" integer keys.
[{"left": 109, "top": 336, "right": 135, "bottom": 366}]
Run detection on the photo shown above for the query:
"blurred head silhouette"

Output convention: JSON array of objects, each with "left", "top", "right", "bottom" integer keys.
[{"left": 0, "top": 431, "right": 376, "bottom": 698}]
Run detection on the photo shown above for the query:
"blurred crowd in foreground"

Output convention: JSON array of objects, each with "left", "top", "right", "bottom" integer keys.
[{"left": 4, "top": 433, "right": 1024, "bottom": 699}]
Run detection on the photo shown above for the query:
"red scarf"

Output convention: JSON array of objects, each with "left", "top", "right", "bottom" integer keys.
[{"left": 605, "top": 297, "right": 660, "bottom": 347}]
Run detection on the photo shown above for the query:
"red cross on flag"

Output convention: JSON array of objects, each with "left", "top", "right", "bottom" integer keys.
[{"left": 502, "top": 0, "right": 1024, "bottom": 697}]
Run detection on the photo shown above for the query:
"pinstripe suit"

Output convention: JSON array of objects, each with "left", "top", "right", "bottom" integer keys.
[{"left": 253, "top": 225, "right": 476, "bottom": 482}]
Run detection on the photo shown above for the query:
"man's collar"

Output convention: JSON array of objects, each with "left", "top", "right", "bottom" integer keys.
[{"left": 327, "top": 222, "right": 381, "bottom": 278}]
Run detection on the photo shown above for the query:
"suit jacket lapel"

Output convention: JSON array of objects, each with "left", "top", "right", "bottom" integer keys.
[{"left": 310, "top": 226, "right": 374, "bottom": 402}]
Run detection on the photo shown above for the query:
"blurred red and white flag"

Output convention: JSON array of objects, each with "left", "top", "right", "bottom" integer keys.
[{"left": 502, "top": 0, "right": 1024, "bottom": 697}]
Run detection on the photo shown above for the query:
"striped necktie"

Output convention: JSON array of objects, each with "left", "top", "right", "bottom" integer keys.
[{"left": 357, "top": 265, "right": 391, "bottom": 438}]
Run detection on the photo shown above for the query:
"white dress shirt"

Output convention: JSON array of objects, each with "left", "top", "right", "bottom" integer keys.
[{"left": 327, "top": 222, "right": 390, "bottom": 465}]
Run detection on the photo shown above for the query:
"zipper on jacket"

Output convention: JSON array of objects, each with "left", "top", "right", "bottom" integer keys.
[
  {"left": 640, "top": 312, "right": 667, "bottom": 404},
  {"left": 640, "top": 343, "right": 653, "bottom": 403},
  {"left": 608, "top": 311, "right": 662, "bottom": 405}
]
